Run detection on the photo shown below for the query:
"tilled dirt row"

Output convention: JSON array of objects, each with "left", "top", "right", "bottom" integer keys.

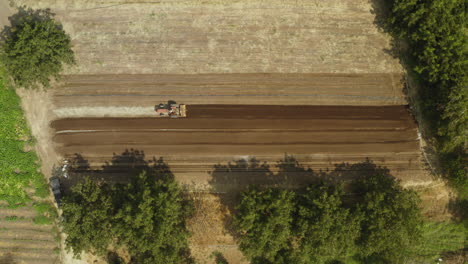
[
  {"left": 0, "top": 210, "right": 59, "bottom": 264},
  {"left": 52, "top": 105, "right": 428, "bottom": 188},
  {"left": 53, "top": 73, "right": 405, "bottom": 108}
]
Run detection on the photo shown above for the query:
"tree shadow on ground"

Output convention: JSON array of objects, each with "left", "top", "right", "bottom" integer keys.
[
  {"left": 210, "top": 250, "right": 229, "bottom": 264},
  {"left": 0, "top": 253, "right": 16, "bottom": 264},
  {"left": 448, "top": 198, "right": 468, "bottom": 226},
  {"left": 0, "top": 6, "right": 56, "bottom": 42},
  {"left": 367, "top": 0, "right": 400, "bottom": 58},
  {"left": 0, "top": 253, "right": 18, "bottom": 264},
  {"left": 107, "top": 251, "right": 124, "bottom": 264},
  {"left": 58, "top": 149, "right": 174, "bottom": 193},
  {"left": 55, "top": 150, "right": 193, "bottom": 264},
  {"left": 368, "top": 0, "right": 417, "bottom": 110},
  {"left": 209, "top": 156, "right": 394, "bottom": 237}
]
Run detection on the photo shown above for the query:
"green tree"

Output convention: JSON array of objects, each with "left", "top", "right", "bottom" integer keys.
[
  {"left": 60, "top": 161, "right": 194, "bottom": 263},
  {"left": 113, "top": 171, "right": 193, "bottom": 264},
  {"left": 61, "top": 178, "right": 114, "bottom": 257},
  {"left": 293, "top": 183, "right": 360, "bottom": 264},
  {"left": 354, "top": 173, "right": 423, "bottom": 263},
  {"left": 233, "top": 187, "right": 295, "bottom": 264},
  {"left": 0, "top": 7, "right": 75, "bottom": 88},
  {"left": 386, "top": 0, "right": 467, "bottom": 193}
]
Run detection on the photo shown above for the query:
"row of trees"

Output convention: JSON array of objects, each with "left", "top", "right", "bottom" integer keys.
[
  {"left": 233, "top": 173, "right": 422, "bottom": 264},
  {"left": 61, "top": 172, "right": 193, "bottom": 264},
  {"left": 386, "top": 0, "right": 467, "bottom": 193}
]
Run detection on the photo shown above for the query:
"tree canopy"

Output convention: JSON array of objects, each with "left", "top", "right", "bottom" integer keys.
[
  {"left": 0, "top": 7, "right": 75, "bottom": 88},
  {"left": 113, "top": 172, "right": 193, "bottom": 264},
  {"left": 61, "top": 178, "right": 114, "bottom": 257},
  {"left": 233, "top": 172, "right": 423, "bottom": 263},
  {"left": 386, "top": 0, "right": 467, "bottom": 194},
  {"left": 233, "top": 187, "right": 295, "bottom": 264},
  {"left": 61, "top": 172, "right": 193, "bottom": 263},
  {"left": 353, "top": 173, "right": 422, "bottom": 263},
  {"left": 293, "top": 183, "right": 360, "bottom": 264}
]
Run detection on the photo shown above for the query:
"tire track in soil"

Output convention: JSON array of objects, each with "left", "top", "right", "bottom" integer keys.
[
  {"left": 52, "top": 73, "right": 406, "bottom": 108},
  {"left": 52, "top": 105, "right": 427, "bottom": 187}
]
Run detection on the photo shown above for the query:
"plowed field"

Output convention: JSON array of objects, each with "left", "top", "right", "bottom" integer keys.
[
  {"left": 52, "top": 105, "right": 427, "bottom": 189},
  {"left": 0, "top": 207, "right": 59, "bottom": 264},
  {"left": 53, "top": 74, "right": 405, "bottom": 111}
]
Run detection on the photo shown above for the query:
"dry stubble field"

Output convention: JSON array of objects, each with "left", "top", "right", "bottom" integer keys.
[
  {"left": 16, "top": 0, "right": 402, "bottom": 75},
  {"left": 6, "top": 0, "right": 446, "bottom": 263}
]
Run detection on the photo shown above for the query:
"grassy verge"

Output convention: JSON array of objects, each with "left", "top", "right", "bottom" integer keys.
[
  {"left": 411, "top": 221, "right": 466, "bottom": 262},
  {"left": 0, "top": 67, "right": 56, "bottom": 222}
]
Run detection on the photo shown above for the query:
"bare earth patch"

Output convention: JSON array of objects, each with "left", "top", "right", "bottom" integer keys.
[{"left": 16, "top": 88, "right": 59, "bottom": 176}]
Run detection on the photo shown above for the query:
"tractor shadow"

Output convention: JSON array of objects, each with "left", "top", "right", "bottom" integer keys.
[{"left": 208, "top": 157, "right": 393, "bottom": 238}]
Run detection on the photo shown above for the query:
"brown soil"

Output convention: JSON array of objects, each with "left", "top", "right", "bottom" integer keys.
[
  {"left": 417, "top": 181, "right": 453, "bottom": 221},
  {"left": 0, "top": 217, "right": 59, "bottom": 264},
  {"left": 0, "top": 229, "right": 56, "bottom": 241},
  {"left": 0, "top": 207, "right": 39, "bottom": 218},
  {"left": 53, "top": 73, "right": 406, "bottom": 108},
  {"left": 0, "top": 220, "right": 52, "bottom": 232},
  {"left": 52, "top": 105, "right": 429, "bottom": 189}
]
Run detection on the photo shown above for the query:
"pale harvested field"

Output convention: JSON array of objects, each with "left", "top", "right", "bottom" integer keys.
[{"left": 14, "top": 0, "right": 402, "bottom": 75}]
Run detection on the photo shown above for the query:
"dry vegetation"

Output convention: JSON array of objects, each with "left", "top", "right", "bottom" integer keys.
[{"left": 14, "top": 0, "right": 402, "bottom": 75}]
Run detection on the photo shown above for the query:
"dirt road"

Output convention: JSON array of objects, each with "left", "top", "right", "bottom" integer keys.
[{"left": 52, "top": 105, "right": 427, "bottom": 188}]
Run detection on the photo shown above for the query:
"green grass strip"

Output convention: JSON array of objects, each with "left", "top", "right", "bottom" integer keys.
[{"left": 0, "top": 67, "right": 51, "bottom": 206}]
